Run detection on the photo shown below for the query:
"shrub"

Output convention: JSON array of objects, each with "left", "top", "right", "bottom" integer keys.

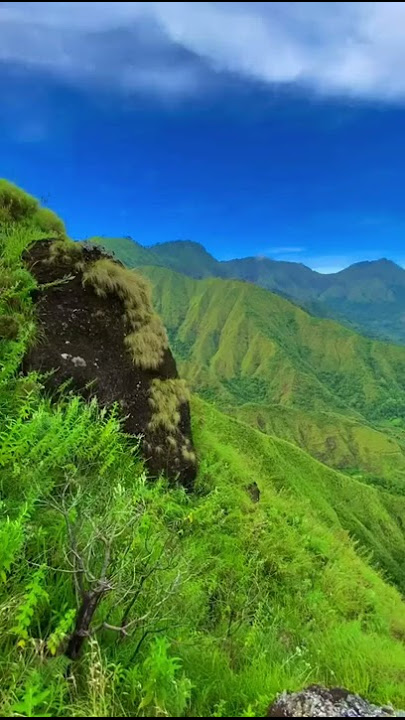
[
  {"left": 148, "top": 378, "right": 190, "bottom": 432},
  {"left": 83, "top": 259, "right": 168, "bottom": 370}
]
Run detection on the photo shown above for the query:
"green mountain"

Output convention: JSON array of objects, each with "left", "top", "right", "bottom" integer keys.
[
  {"left": 135, "top": 265, "right": 405, "bottom": 492},
  {"left": 96, "top": 236, "right": 405, "bottom": 343},
  {"left": 2, "top": 181, "right": 405, "bottom": 715},
  {"left": 142, "top": 266, "right": 405, "bottom": 421}
]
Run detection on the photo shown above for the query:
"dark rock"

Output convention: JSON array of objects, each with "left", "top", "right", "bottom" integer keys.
[
  {"left": 247, "top": 481, "right": 260, "bottom": 503},
  {"left": 23, "top": 239, "right": 197, "bottom": 488}
]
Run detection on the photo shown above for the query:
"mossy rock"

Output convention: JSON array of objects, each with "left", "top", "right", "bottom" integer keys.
[{"left": 23, "top": 239, "right": 196, "bottom": 488}]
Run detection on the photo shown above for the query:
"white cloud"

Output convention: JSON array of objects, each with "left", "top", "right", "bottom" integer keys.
[
  {"left": 2, "top": 2, "right": 405, "bottom": 99},
  {"left": 266, "top": 246, "right": 306, "bottom": 255}
]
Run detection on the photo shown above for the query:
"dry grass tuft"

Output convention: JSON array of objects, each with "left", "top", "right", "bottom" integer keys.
[
  {"left": 83, "top": 258, "right": 168, "bottom": 370},
  {"left": 148, "top": 378, "right": 190, "bottom": 433},
  {"left": 47, "top": 239, "right": 84, "bottom": 268},
  {"left": 182, "top": 447, "right": 196, "bottom": 464}
]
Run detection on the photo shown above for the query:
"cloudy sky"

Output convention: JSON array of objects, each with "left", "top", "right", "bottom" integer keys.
[{"left": 2, "top": 2, "right": 405, "bottom": 271}]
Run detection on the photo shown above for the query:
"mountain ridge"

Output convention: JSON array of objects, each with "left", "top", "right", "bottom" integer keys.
[
  {"left": 135, "top": 263, "right": 405, "bottom": 495},
  {"left": 94, "top": 236, "right": 405, "bottom": 343}
]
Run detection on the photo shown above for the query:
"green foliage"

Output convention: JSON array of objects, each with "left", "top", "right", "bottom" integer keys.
[
  {"left": 1, "top": 181, "right": 405, "bottom": 716},
  {"left": 12, "top": 567, "right": 49, "bottom": 645},
  {"left": 1, "top": 379, "right": 404, "bottom": 716},
  {"left": 34, "top": 207, "right": 66, "bottom": 238},
  {"left": 83, "top": 258, "right": 168, "bottom": 369},
  {"left": 138, "top": 637, "right": 192, "bottom": 716},
  {"left": 10, "top": 671, "right": 53, "bottom": 717},
  {"left": 0, "top": 179, "right": 66, "bottom": 237},
  {"left": 47, "top": 608, "right": 76, "bottom": 656},
  {"left": 0, "top": 179, "right": 38, "bottom": 224}
]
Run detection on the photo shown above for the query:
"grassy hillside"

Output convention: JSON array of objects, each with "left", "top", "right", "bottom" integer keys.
[
  {"left": 225, "top": 403, "right": 405, "bottom": 496},
  {"left": 2, "top": 375, "right": 405, "bottom": 715},
  {"left": 94, "top": 236, "right": 405, "bottom": 344},
  {"left": 1, "top": 181, "right": 405, "bottom": 715},
  {"left": 134, "top": 265, "right": 405, "bottom": 490},
  {"left": 141, "top": 266, "right": 405, "bottom": 422},
  {"left": 192, "top": 397, "right": 405, "bottom": 593}
]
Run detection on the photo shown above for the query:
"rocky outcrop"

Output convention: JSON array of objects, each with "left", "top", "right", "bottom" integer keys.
[
  {"left": 267, "top": 686, "right": 400, "bottom": 717},
  {"left": 23, "top": 238, "right": 197, "bottom": 488}
]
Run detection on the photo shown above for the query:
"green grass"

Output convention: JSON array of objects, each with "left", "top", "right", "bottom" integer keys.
[
  {"left": 226, "top": 403, "right": 405, "bottom": 494},
  {"left": 192, "top": 397, "right": 405, "bottom": 592},
  {"left": 1, "top": 181, "right": 405, "bottom": 716},
  {"left": 0, "top": 382, "right": 404, "bottom": 716},
  {"left": 0, "top": 179, "right": 66, "bottom": 238}
]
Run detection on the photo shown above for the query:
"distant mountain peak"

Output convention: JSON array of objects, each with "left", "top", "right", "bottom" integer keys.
[{"left": 94, "top": 235, "right": 405, "bottom": 345}]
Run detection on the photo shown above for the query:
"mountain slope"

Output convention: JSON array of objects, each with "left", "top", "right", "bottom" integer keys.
[
  {"left": 97, "top": 236, "right": 405, "bottom": 343},
  {"left": 2, "top": 181, "right": 405, "bottom": 715},
  {"left": 225, "top": 403, "right": 405, "bottom": 495},
  {"left": 141, "top": 265, "right": 405, "bottom": 423},
  {"left": 134, "top": 265, "right": 405, "bottom": 491},
  {"left": 192, "top": 396, "right": 405, "bottom": 592}
]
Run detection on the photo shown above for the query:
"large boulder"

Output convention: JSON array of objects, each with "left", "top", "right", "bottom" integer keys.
[{"left": 23, "top": 238, "right": 197, "bottom": 488}]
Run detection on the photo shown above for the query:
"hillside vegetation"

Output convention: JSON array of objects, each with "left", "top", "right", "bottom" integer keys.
[
  {"left": 140, "top": 266, "right": 405, "bottom": 420},
  {"left": 225, "top": 403, "right": 405, "bottom": 496},
  {"left": 1, "top": 181, "right": 405, "bottom": 716},
  {"left": 96, "top": 236, "right": 405, "bottom": 344},
  {"left": 137, "top": 265, "right": 405, "bottom": 491}
]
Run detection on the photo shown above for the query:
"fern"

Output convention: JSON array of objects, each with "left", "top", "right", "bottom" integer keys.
[
  {"left": 12, "top": 567, "right": 49, "bottom": 645},
  {"left": 0, "top": 508, "right": 28, "bottom": 583},
  {"left": 10, "top": 671, "right": 51, "bottom": 717},
  {"left": 47, "top": 608, "right": 76, "bottom": 656},
  {"left": 139, "top": 637, "right": 192, "bottom": 717}
]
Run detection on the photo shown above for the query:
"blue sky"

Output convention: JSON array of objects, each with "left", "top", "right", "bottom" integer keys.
[{"left": 2, "top": 2, "right": 405, "bottom": 272}]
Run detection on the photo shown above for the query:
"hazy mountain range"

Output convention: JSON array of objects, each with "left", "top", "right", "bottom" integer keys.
[{"left": 95, "top": 237, "right": 405, "bottom": 344}]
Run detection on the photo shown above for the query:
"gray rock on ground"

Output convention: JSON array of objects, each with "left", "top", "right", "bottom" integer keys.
[{"left": 267, "top": 685, "right": 397, "bottom": 717}]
